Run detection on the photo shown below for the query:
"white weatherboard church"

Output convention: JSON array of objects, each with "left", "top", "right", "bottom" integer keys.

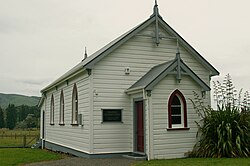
[{"left": 39, "top": 2, "right": 219, "bottom": 160}]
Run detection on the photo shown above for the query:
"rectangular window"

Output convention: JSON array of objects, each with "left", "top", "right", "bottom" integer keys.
[{"left": 102, "top": 109, "right": 122, "bottom": 122}]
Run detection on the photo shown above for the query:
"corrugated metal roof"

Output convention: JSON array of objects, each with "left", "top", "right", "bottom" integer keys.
[
  {"left": 128, "top": 60, "right": 174, "bottom": 90},
  {"left": 127, "top": 56, "right": 211, "bottom": 93},
  {"left": 41, "top": 4, "right": 219, "bottom": 93},
  {"left": 41, "top": 20, "right": 148, "bottom": 92}
]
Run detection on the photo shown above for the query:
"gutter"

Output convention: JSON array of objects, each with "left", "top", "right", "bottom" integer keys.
[
  {"left": 125, "top": 86, "right": 145, "bottom": 95},
  {"left": 41, "top": 67, "right": 86, "bottom": 93}
]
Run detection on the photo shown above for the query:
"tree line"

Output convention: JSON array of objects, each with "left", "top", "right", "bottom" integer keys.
[{"left": 0, "top": 104, "right": 40, "bottom": 129}]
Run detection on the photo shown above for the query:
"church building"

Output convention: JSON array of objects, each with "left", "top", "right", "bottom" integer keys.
[{"left": 39, "top": 2, "right": 219, "bottom": 160}]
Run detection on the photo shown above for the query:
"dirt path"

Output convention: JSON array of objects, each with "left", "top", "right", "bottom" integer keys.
[{"left": 24, "top": 157, "right": 140, "bottom": 166}]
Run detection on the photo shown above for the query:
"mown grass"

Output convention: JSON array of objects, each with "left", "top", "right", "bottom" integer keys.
[
  {"left": 0, "top": 148, "right": 65, "bottom": 166},
  {"left": 133, "top": 158, "right": 250, "bottom": 166}
]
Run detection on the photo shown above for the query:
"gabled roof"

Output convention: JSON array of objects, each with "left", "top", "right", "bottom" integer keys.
[
  {"left": 126, "top": 54, "right": 211, "bottom": 93},
  {"left": 128, "top": 60, "right": 174, "bottom": 90},
  {"left": 41, "top": 3, "right": 218, "bottom": 93}
]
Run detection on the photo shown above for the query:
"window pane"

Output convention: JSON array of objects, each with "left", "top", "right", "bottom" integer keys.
[
  {"left": 50, "top": 95, "right": 54, "bottom": 124},
  {"left": 172, "top": 116, "right": 181, "bottom": 124},
  {"left": 172, "top": 95, "right": 180, "bottom": 105},
  {"left": 72, "top": 84, "right": 78, "bottom": 124},
  {"left": 171, "top": 107, "right": 181, "bottom": 115},
  {"left": 60, "top": 91, "right": 64, "bottom": 123},
  {"left": 171, "top": 94, "right": 182, "bottom": 125}
]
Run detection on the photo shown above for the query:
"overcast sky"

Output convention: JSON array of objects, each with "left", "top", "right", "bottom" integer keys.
[{"left": 0, "top": 0, "right": 249, "bottom": 97}]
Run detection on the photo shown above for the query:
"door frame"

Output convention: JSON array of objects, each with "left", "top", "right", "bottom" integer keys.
[{"left": 133, "top": 98, "right": 145, "bottom": 154}]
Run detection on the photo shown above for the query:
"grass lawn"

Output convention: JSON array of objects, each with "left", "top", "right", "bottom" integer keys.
[
  {"left": 0, "top": 148, "right": 65, "bottom": 166},
  {"left": 134, "top": 158, "right": 250, "bottom": 166}
]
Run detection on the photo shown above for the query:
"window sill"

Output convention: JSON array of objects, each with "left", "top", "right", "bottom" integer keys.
[
  {"left": 166, "top": 127, "right": 190, "bottom": 131},
  {"left": 101, "top": 121, "right": 123, "bottom": 124}
]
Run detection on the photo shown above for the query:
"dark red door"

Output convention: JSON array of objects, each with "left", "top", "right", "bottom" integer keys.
[
  {"left": 42, "top": 111, "right": 45, "bottom": 139},
  {"left": 136, "top": 101, "right": 144, "bottom": 152}
]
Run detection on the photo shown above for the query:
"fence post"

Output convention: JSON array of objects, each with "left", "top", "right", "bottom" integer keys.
[{"left": 23, "top": 135, "right": 26, "bottom": 148}]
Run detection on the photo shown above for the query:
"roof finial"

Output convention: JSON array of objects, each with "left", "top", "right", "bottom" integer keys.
[
  {"left": 151, "top": 0, "right": 161, "bottom": 18},
  {"left": 154, "top": 0, "right": 160, "bottom": 46},
  {"left": 82, "top": 46, "right": 87, "bottom": 61},
  {"left": 154, "top": 0, "right": 159, "bottom": 16},
  {"left": 84, "top": 47, "right": 87, "bottom": 58}
]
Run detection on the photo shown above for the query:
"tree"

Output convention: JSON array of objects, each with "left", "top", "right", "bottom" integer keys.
[
  {"left": 190, "top": 74, "right": 250, "bottom": 157},
  {"left": 0, "top": 107, "right": 4, "bottom": 128},
  {"left": 16, "top": 105, "right": 40, "bottom": 123},
  {"left": 15, "top": 121, "right": 27, "bottom": 129},
  {"left": 6, "top": 104, "right": 17, "bottom": 130},
  {"left": 13, "top": 105, "right": 40, "bottom": 129},
  {"left": 24, "top": 114, "right": 37, "bottom": 128}
]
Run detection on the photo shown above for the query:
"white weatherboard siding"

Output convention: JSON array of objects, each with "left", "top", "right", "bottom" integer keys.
[
  {"left": 44, "top": 71, "right": 91, "bottom": 153},
  {"left": 92, "top": 22, "right": 210, "bottom": 154},
  {"left": 151, "top": 75, "right": 208, "bottom": 159}
]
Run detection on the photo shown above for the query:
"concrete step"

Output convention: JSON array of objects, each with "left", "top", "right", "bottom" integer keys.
[
  {"left": 31, "top": 139, "right": 42, "bottom": 149},
  {"left": 123, "top": 153, "right": 147, "bottom": 160}
]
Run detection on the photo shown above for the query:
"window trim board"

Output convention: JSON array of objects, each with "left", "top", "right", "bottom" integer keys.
[
  {"left": 102, "top": 109, "right": 123, "bottom": 123},
  {"left": 168, "top": 89, "right": 187, "bottom": 128}
]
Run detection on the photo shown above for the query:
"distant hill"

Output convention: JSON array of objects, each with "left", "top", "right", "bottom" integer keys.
[{"left": 0, "top": 93, "right": 40, "bottom": 109}]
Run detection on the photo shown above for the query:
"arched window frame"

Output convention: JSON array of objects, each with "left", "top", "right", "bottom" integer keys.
[
  {"left": 50, "top": 94, "right": 54, "bottom": 125},
  {"left": 72, "top": 84, "right": 78, "bottom": 125},
  {"left": 59, "top": 90, "right": 64, "bottom": 125},
  {"left": 168, "top": 89, "right": 187, "bottom": 129}
]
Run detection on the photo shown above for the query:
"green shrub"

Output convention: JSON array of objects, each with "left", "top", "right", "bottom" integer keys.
[{"left": 190, "top": 74, "right": 250, "bottom": 158}]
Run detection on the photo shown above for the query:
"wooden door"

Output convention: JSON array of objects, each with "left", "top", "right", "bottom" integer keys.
[
  {"left": 136, "top": 101, "right": 144, "bottom": 152},
  {"left": 42, "top": 111, "right": 45, "bottom": 139}
]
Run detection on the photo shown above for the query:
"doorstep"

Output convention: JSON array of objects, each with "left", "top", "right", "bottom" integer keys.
[{"left": 123, "top": 152, "right": 147, "bottom": 160}]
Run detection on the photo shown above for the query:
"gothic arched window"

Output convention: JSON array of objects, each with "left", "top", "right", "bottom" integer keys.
[{"left": 168, "top": 90, "right": 187, "bottom": 128}]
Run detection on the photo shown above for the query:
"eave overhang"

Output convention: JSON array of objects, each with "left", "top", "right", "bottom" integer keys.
[
  {"left": 126, "top": 56, "right": 211, "bottom": 94},
  {"left": 41, "top": 4, "right": 218, "bottom": 94}
]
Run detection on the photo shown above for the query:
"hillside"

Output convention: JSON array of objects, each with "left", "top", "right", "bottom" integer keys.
[{"left": 0, "top": 93, "right": 40, "bottom": 108}]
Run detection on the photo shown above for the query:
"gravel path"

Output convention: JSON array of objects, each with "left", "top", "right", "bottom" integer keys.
[{"left": 25, "top": 157, "right": 140, "bottom": 166}]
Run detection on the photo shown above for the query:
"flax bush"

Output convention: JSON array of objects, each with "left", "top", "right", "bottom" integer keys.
[{"left": 190, "top": 74, "right": 250, "bottom": 157}]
